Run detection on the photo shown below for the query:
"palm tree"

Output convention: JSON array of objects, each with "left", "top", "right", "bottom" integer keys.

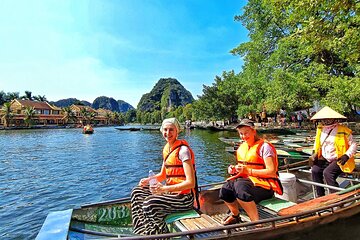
[
  {"left": 112, "top": 112, "right": 119, "bottom": 125},
  {"left": 21, "top": 91, "right": 33, "bottom": 100},
  {"left": 24, "top": 106, "right": 36, "bottom": 127},
  {"left": 1, "top": 102, "right": 13, "bottom": 127},
  {"left": 61, "top": 107, "right": 77, "bottom": 125},
  {"left": 80, "top": 108, "right": 90, "bottom": 125},
  {"left": 6, "top": 92, "right": 20, "bottom": 102},
  {"left": 88, "top": 112, "right": 96, "bottom": 125},
  {"left": 105, "top": 112, "right": 112, "bottom": 125},
  {"left": 33, "top": 95, "right": 47, "bottom": 102},
  {"left": 0, "top": 91, "right": 6, "bottom": 106},
  {"left": 80, "top": 108, "right": 96, "bottom": 125}
]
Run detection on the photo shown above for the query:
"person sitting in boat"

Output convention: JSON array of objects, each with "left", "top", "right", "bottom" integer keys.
[
  {"left": 130, "top": 117, "right": 197, "bottom": 235},
  {"left": 84, "top": 124, "right": 92, "bottom": 131},
  {"left": 310, "top": 106, "right": 357, "bottom": 197},
  {"left": 219, "top": 119, "right": 283, "bottom": 225}
]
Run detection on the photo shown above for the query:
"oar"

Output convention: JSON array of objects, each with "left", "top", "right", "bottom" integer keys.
[{"left": 279, "top": 158, "right": 310, "bottom": 171}]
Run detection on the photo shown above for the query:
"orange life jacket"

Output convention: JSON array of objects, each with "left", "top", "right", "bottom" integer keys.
[
  {"left": 236, "top": 139, "right": 283, "bottom": 195},
  {"left": 163, "top": 139, "right": 195, "bottom": 194},
  {"left": 314, "top": 125, "right": 355, "bottom": 173}
]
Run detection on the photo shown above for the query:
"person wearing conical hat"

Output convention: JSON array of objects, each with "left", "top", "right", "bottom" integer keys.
[{"left": 310, "top": 106, "right": 357, "bottom": 197}]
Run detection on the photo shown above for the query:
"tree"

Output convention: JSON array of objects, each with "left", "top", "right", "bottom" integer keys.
[
  {"left": 80, "top": 108, "right": 96, "bottom": 125},
  {"left": 194, "top": 71, "right": 239, "bottom": 121},
  {"left": 1, "top": 102, "right": 13, "bottom": 127},
  {"left": 21, "top": 91, "right": 33, "bottom": 100},
  {"left": 24, "top": 106, "right": 36, "bottom": 127},
  {"left": 105, "top": 112, "right": 112, "bottom": 125},
  {"left": 61, "top": 107, "right": 77, "bottom": 125},
  {"left": 33, "top": 95, "right": 47, "bottom": 102},
  {"left": 182, "top": 104, "right": 194, "bottom": 121},
  {"left": 125, "top": 109, "right": 137, "bottom": 123},
  {"left": 231, "top": 0, "right": 359, "bottom": 115}
]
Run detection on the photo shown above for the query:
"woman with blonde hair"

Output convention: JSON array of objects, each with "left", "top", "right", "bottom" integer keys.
[{"left": 131, "top": 118, "right": 197, "bottom": 235}]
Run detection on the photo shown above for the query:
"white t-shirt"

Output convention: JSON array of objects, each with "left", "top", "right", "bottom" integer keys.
[
  {"left": 258, "top": 142, "right": 276, "bottom": 159},
  {"left": 179, "top": 146, "right": 191, "bottom": 162}
]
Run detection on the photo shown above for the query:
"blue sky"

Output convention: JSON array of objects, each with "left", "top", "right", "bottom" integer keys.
[{"left": 0, "top": 0, "right": 248, "bottom": 108}]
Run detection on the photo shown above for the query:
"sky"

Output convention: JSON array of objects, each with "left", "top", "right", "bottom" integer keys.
[{"left": 0, "top": 0, "right": 248, "bottom": 108}]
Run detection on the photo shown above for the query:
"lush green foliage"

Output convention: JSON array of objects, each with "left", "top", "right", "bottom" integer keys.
[
  {"left": 0, "top": 91, "right": 20, "bottom": 105},
  {"left": 0, "top": 102, "right": 13, "bottom": 127},
  {"left": 193, "top": 0, "right": 359, "bottom": 121}
]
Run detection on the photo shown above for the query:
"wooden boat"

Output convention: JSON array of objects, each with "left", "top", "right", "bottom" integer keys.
[
  {"left": 36, "top": 169, "right": 360, "bottom": 240},
  {"left": 115, "top": 126, "right": 160, "bottom": 131},
  {"left": 82, "top": 125, "right": 94, "bottom": 134},
  {"left": 225, "top": 145, "right": 311, "bottom": 160},
  {"left": 219, "top": 136, "right": 313, "bottom": 148}
]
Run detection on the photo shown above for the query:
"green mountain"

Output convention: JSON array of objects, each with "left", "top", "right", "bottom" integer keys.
[
  {"left": 117, "top": 100, "right": 135, "bottom": 112},
  {"left": 52, "top": 98, "right": 91, "bottom": 107},
  {"left": 52, "top": 97, "right": 134, "bottom": 113},
  {"left": 137, "top": 78, "right": 194, "bottom": 112},
  {"left": 92, "top": 96, "right": 134, "bottom": 113},
  {"left": 92, "top": 96, "right": 120, "bottom": 112}
]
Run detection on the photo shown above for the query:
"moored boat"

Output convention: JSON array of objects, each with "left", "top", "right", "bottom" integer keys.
[{"left": 36, "top": 169, "right": 360, "bottom": 240}]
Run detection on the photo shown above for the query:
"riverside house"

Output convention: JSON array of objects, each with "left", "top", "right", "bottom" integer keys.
[
  {"left": 8, "top": 99, "right": 64, "bottom": 126},
  {"left": 69, "top": 105, "right": 108, "bottom": 125}
]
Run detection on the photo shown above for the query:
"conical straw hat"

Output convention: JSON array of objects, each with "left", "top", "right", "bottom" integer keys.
[{"left": 310, "top": 106, "right": 346, "bottom": 120}]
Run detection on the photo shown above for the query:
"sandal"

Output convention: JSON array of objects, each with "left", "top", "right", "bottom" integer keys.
[{"left": 221, "top": 214, "right": 241, "bottom": 225}]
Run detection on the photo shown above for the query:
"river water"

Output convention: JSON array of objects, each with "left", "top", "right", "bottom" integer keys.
[{"left": 0, "top": 127, "right": 237, "bottom": 239}]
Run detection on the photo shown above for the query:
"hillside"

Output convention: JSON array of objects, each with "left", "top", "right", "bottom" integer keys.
[
  {"left": 52, "top": 97, "right": 134, "bottom": 113},
  {"left": 51, "top": 98, "right": 91, "bottom": 107},
  {"left": 137, "top": 78, "right": 194, "bottom": 112}
]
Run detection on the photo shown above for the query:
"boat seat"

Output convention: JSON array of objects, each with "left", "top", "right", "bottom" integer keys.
[
  {"left": 36, "top": 209, "right": 73, "bottom": 240},
  {"left": 259, "top": 197, "right": 296, "bottom": 213},
  {"left": 165, "top": 209, "right": 200, "bottom": 224},
  {"left": 171, "top": 213, "right": 227, "bottom": 238}
]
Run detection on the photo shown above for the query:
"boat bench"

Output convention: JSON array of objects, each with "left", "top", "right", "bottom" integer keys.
[
  {"left": 165, "top": 209, "right": 225, "bottom": 237},
  {"left": 36, "top": 209, "right": 73, "bottom": 240},
  {"left": 165, "top": 197, "right": 295, "bottom": 233},
  {"left": 259, "top": 197, "right": 296, "bottom": 213}
]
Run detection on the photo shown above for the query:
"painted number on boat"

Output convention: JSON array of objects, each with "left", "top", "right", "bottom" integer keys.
[{"left": 97, "top": 205, "right": 131, "bottom": 223}]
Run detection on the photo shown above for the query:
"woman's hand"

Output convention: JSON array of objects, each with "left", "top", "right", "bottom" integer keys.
[
  {"left": 150, "top": 182, "right": 164, "bottom": 194},
  {"left": 139, "top": 177, "right": 150, "bottom": 187},
  {"left": 228, "top": 165, "right": 238, "bottom": 175},
  {"left": 234, "top": 165, "right": 249, "bottom": 176}
]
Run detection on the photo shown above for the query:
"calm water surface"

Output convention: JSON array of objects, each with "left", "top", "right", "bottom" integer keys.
[{"left": 0, "top": 127, "right": 237, "bottom": 239}]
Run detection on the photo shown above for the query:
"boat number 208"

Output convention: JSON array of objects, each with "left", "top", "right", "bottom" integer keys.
[{"left": 98, "top": 206, "right": 131, "bottom": 222}]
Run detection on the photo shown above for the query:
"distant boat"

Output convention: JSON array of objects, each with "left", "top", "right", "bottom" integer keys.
[
  {"left": 82, "top": 125, "right": 94, "bottom": 134},
  {"left": 115, "top": 126, "right": 160, "bottom": 131}
]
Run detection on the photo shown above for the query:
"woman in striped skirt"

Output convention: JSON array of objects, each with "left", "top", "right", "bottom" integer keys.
[{"left": 131, "top": 118, "right": 196, "bottom": 235}]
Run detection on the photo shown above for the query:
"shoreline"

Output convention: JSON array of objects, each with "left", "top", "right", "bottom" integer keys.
[{"left": 1, "top": 121, "right": 359, "bottom": 134}]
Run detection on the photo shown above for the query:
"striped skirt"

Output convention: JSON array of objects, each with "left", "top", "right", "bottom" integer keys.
[{"left": 131, "top": 185, "right": 194, "bottom": 235}]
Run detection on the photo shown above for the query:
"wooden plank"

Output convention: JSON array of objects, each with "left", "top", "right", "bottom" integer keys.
[
  {"left": 180, "top": 218, "right": 200, "bottom": 230},
  {"left": 200, "top": 214, "right": 222, "bottom": 227},
  {"left": 180, "top": 215, "right": 219, "bottom": 230},
  {"left": 36, "top": 209, "right": 73, "bottom": 240},
  {"left": 192, "top": 218, "right": 207, "bottom": 229},
  {"left": 278, "top": 189, "right": 359, "bottom": 216}
]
